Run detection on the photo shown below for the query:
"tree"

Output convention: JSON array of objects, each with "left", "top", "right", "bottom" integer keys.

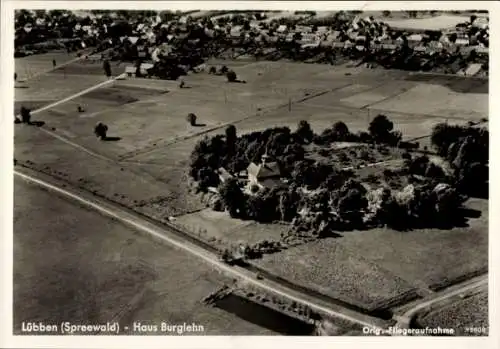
[
  {"left": 94, "top": 122, "right": 108, "bottom": 139},
  {"left": 433, "top": 183, "right": 465, "bottom": 222},
  {"left": 103, "top": 60, "right": 112, "bottom": 77},
  {"left": 226, "top": 70, "right": 237, "bottom": 82},
  {"left": 225, "top": 124, "right": 237, "bottom": 154},
  {"left": 333, "top": 121, "right": 350, "bottom": 140},
  {"left": 407, "top": 155, "right": 430, "bottom": 176},
  {"left": 293, "top": 32, "right": 302, "bottom": 42},
  {"left": 382, "top": 10, "right": 391, "bottom": 17},
  {"left": 368, "top": 114, "right": 394, "bottom": 143},
  {"left": 197, "top": 167, "right": 220, "bottom": 191},
  {"left": 364, "top": 186, "right": 394, "bottom": 225},
  {"left": 456, "top": 161, "right": 488, "bottom": 197},
  {"left": 279, "top": 188, "right": 300, "bottom": 221},
  {"left": 218, "top": 178, "right": 245, "bottom": 217},
  {"left": 20, "top": 106, "right": 31, "bottom": 124},
  {"left": 187, "top": 113, "right": 197, "bottom": 126},
  {"left": 296, "top": 120, "right": 314, "bottom": 143},
  {"left": 336, "top": 179, "right": 368, "bottom": 226},
  {"left": 425, "top": 162, "right": 445, "bottom": 179}
]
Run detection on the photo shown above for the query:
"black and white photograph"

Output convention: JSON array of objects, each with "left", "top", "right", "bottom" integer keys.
[{"left": 1, "top": 1, "right": 496, "bottom": 347}]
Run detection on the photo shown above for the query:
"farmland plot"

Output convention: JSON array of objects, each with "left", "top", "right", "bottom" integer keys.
[{"left": 13, "top": 179, "right": 273, "bottom": 335}]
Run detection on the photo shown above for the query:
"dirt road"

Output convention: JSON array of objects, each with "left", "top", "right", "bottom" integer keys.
[{"left": 15, "top": 168, "right": 388, "bottom": 333}]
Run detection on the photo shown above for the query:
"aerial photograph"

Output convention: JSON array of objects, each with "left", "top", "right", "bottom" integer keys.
[{"left": 12, "top": 8, "right": 489, "bottom": 337}]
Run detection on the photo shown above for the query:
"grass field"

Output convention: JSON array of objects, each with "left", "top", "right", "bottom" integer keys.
[
  {"left": 13, "top": 179, "right": 275, "bottom": 335},
  {"left": 253, "top": 197, "right": 487, "bottom": 312},
  {"left": 15, "top": 125, "right": 204, "bottom": 219},
  {"left": 15, "top": 72, "right": 108, "bottom": 103},
  {"left": 15, "top": 50, "right": 80, "bottom": 80},
  {"left": 175, "top": 210, "right": 289, "bottom": 246},
  {"left": 254, "top": 239, "right": 419, "bottom": 312}
]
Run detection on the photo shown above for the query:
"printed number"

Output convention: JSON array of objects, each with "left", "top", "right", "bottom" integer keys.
[{"left": 465, "top": 327, "right": 487, "bottom": 334}]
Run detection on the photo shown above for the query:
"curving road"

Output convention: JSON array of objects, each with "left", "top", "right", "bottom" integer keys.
[
  {"left": 394, "top": 276, "right": 488, "bottom": 328},
  {"left": 14, "top": 169, "right": 387, "bottom": 333}
]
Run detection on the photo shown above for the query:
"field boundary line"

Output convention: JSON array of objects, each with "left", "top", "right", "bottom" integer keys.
[{"left": 118, "top": 85, "right": 350, "bottom": 162}]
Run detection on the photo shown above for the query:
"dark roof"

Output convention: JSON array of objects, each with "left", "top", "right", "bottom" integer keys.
[{"left": 247, "top": 161, "right": 281, "bottom": 179}]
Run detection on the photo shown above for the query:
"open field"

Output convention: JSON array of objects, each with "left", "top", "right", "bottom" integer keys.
[
  {"left": 15, "top": 125, "right": 204, "bottom": 219},
  {"left": 175, "top": 210, "right": 288, "bottom": 246},
  {"left": 14, "top": 178, "right": 275, "bottom": 335},
  {"left": 370, "top": 84, "right": 487, "bottom": 120},
  {"left": 253, "top": 197, "right": 487, "bottom": 313},
  {"left": 253, "top": 239, "right": 419, "bottom": 312},
  {"left": 52, "top": 60, "right": 126, "bottom": 76},
  {"left": 15, "top": 50, "right": 81, "bottom": 80},
  {"left": 15, "top": 72, "right": 108, "bottom": 102},
  {"left": 18, "top": 60, "right": 487, "bottom": 166},
  {"left": 415, "top": 290, "right": 488, "bottom": 335},
  {"left": 382, "top": 14, "right": 468, "bottom": 31}
]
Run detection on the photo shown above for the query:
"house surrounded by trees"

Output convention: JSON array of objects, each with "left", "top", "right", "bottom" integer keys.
[{"left": 246, "top": 154, "right": 283, "bottom": 190}]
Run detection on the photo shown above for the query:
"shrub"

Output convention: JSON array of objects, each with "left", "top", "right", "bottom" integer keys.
[
  {"left": 94, "top": 122, "right": 108, "bottom": 139},
  {"left": 226, "top": 70, "right": 237, "bottom": 82},
  {"left": 20, "top": 106, "right": 31, "bottom": 124},
  {"left": 369, "top": 114, "right": 394, "bottom": 143},
  {"left": 187, "top": 113, "right": 197, "bottom": 126},
  {"left": 296, "top": 120, "right": 314, "bottom": 143},
  {"left": 407, "top": 155, "right": 430, "bottom": 176},
  {"left": 218, "top": 178, "right": 246, "bottom": 217},
  {"left": 425, "top": 162, "right": 445, "bottom": 179}
]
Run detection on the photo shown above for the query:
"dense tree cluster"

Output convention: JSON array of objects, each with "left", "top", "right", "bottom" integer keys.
[
  {"left": 190, "top": 122, "right": 309, "bottom": 186},
  {"left": 431, "top": 123, "right": 488, "bottom": 197},
  {"left": 189, "top": 116, "right": 476, "bottom": 235}
]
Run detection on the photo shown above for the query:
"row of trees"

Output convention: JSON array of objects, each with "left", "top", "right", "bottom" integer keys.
[{"left": 314, "top": 114, "right": 403, "bottom": 146}]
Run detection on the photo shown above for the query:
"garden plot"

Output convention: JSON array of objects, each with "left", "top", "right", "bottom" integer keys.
[
  {"left": 369, "top": 84, "right": 488, "bottom": 120},
  {"left": 254, "top": 239, "right": 419, "bottom": 312}
]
